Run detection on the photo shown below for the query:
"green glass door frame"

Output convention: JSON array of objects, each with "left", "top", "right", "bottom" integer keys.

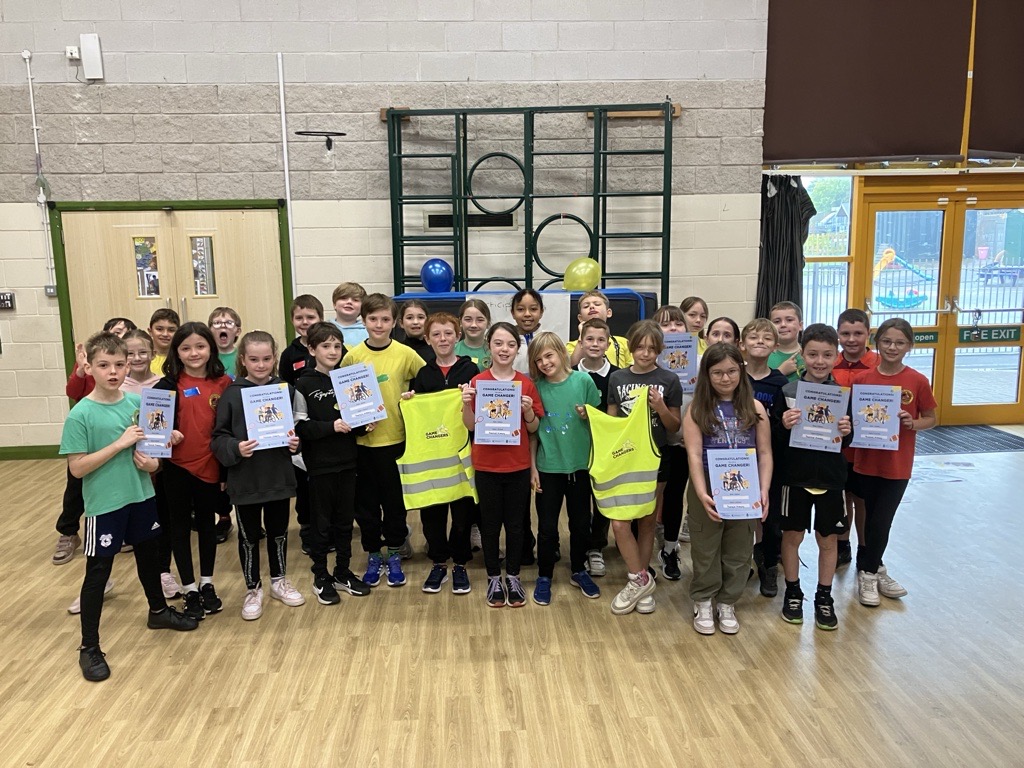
[{"left": 48, "top": 199, "right": 294, "bottom": 376}]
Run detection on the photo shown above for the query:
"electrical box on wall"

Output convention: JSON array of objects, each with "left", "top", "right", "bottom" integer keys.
[
  {"left": 79, "top": 33, "right": 103, "bottom": 80},
  {"left": 0, "top": 292, "right": 15, "bottom": 310}
]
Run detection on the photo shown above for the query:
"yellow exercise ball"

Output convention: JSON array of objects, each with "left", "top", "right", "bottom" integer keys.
[{"left": 563, "top": 257, "right": 601, "bottom": 291}]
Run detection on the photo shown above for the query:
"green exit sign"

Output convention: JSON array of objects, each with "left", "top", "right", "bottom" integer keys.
[
  {"left": 958, "top": 325, "right": 1022, "bottom": 343},
  {"left": 870, "top": 330, "right": 938, "bottom": 344}
]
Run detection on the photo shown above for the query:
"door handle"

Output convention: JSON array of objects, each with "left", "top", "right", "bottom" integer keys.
[{"left": 180, "top": 296, "right": 187, "bottom": 322}]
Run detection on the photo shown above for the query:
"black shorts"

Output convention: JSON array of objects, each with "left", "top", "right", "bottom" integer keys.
[
  {"left": 845, "top": 463, "right": 865, "bottom": 497},
  {"left": 656, "top": 452, "right": 670, "bottom": 484},
  {"left": 780, "top": 486, "right": 845, "bottom": 536},
  {"left": 83, "top": 497, "right": 161, "bottom": 558}
]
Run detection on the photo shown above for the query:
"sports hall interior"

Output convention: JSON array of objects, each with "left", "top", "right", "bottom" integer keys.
[{"left": 1, "top": 2, "right": 1023, "bottom": 766}]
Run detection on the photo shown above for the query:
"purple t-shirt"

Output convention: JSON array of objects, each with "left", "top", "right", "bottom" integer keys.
[{"left": 701, "top": 400, "right": 756, "bottom": 470}]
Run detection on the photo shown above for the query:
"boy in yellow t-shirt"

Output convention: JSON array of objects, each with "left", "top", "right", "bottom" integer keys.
[{"left": 566, "top": 290, "right": 632, "bottom": 369}]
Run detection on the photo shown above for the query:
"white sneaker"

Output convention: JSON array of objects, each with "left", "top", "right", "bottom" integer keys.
[
  {"left": 160, "top": 572, "right": 182, "bottom": 599},
  {"left": 716, "top": 603, "right": 740, "bottom": 634},
  {"left": 470, "top": 524, "right": 482, "bottom": 552},
  {"left": 637, "top": 595, "right": 656, "bottom": 614},
  {"left": 678, "top": 516, "right": 691, "bottom": 543},
  {"left": 270, "top": 577, "right": 306, "bottom": 607},
  {"left": 877, "top": 565, "right": 908, "bottom": 599},
  {"left": 67, "top": 579, "right": 114, "bottom": 614},
  {"left": 858, "top": 571, "right": 880, "bottom": 606},
  {"left": 692, "top": 599, "right": 715, "bottom": 634},
  {"left": 611, "top": 573, "right": 653, "bottom": 615},
  {"left": 242, "top": 587, "right": 264, "bottom": 620},
  {"left": 585, "top": 549, "right": 606, "bottom": 577}
]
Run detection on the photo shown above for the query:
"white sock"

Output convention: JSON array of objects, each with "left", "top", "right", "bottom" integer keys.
[
  {"left": 181, "top": 582, "right": 198, "bottom": 594},
  {"left": 271, "top": 575, "right": 284, "bottom": 584},
  {"left": 663, "top": 540, "right": 679, "bottom": 554},
  {"left": 200, "top": 576, "right": 213, "bottom": 587}
]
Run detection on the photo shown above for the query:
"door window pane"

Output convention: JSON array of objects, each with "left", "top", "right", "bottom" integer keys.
[
  {"left": 871, "top": 210, "right": 944, "bottom": 326},
  {"left": 802, "top": 261, "right": 849, "bottom": 326},
  {"left": 959, "top": 208, "right": 1024, "bottom": 326},
  {"left": 905, "top": 347, "right": 935, "bottom": 388},
  {"left": 804, "top": 176, "right": 852, "bottom": 256},
  {"left": 191, "top": 236, "right": 216, "bottom": 296},
  {"left": 952, "top": 346, "right": 1021, "bottom": 405},
  {"left": 133, "top": 236, "right": 160, "bottom": 297}
]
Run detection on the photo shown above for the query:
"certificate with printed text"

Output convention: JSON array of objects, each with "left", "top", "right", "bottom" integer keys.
[
  {"left": 850, "top": 384, "right": 902, "bottom": 451},
  {"left": 474, "top": 379, "right": 522, "bottom": 445},
  {"left": 707, "top": 448, "right": 763, "bottom": 520},
  {"left": 138, "top": 388, "right": 175, "bottom": 458},
  {"left": 241, "top": 383, "right": 296, "bottom": 451},
  {"left": 658, "top": 333, "right": 699, "bottom": 394},
  {"left": 789, "top": 381, "right": 849, "bottom": 453},
  {"left": 330, "top": 363, "right": 387, "bottom": 427}
]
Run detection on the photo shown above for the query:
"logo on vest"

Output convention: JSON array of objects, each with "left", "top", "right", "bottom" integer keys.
[
  {"left": 425, "top": 423, "right": 450, "bottom": 440},
  {"left": 611, "top": 439, "right": 636, "bottom": 459}
]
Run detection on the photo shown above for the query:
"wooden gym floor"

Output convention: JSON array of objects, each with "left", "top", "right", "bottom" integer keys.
[{"left": 0, "top": 454, "right": 1021, "bottom": 767}]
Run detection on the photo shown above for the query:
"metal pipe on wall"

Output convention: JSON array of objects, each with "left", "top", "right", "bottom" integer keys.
[
  {"left": 22, "top": 50, "right": 57, "bottom": 288},
  {"left": 277, "top": 52, "right": 296, "bottom": 296}
]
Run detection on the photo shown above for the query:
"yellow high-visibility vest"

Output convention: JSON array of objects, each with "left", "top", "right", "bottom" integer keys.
[
  {"left": 397, "top": 389, "right": 477, "bottom": 509},
  {"left": 586, "top": 385, "right": 661, "bottom": 520}
]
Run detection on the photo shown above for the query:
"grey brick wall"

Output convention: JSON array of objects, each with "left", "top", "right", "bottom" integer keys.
[{"left": 0, "top": 80, "right": 762, "bottom": 201}]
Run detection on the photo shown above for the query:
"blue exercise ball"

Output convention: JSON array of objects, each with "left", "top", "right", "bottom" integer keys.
[{"left": 420, "top": 258, "right": 454, "bottom": 293}]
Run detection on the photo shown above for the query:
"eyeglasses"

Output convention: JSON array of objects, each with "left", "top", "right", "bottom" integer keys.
[
  {"left": 211, "top": 320, "right": 237, "bottom": 328},
  {"left": 709, "top": 368, "right": 741, "bottom": 379},
  {"left": 878, "top": 338, "right": 909, "bottom": 349}
]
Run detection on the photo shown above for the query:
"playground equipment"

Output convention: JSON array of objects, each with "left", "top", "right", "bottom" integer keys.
[{"left": 873, "top": 247, "right": 934, "bottom": 309}]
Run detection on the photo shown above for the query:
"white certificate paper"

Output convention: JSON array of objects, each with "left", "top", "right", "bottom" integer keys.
[{"left": 850, "top": 384, "right": 902, "bottom": 451}]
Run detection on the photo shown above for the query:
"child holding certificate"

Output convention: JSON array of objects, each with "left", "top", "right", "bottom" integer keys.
[
  {"left": 462, "top": 322, "right": 543, "bottom": 608},
  {"left": 154, "top": 322, "right": 233, "bottom": 621},
  {"left": 850, "top": 318, "right": 936, "bottom": 607},
  {"left": 680, "top": 296, "right": 710, "bottom": 355},
  {"left": 212, "top": 331, "right": 304, "bottom": 621},
  {"left": 772, "top": 324, "right": 853, "bottom": 630},
  {"left": 682, "top": 344, "right": 771, "bottom": 636}
]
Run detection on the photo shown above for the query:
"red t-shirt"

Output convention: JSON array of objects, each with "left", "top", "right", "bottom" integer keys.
[
  {"left": 833, "top": 349, "right": 880, "bottom": 387},
  {"left": 852, "top": 366, "right": 937, "bottom": 480},
  {"left": 468, "top": 370, "right": 544, "bottom": 472},
  {"left": 171, "top": 373, "right": 233, "bottom": 484}
]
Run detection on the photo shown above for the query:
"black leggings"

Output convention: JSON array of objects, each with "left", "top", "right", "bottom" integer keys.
[
  {"left": 477, "top": 469, "right": 530, "bottom": 577},
  {"left": 857, "top": 474, "right": 910, "bottom": 574},
  {"left": 162, "top": 461, "right": 222, "bottom": 585},
  {"left": 56, "top": 466, "right": 84, "bottom": 536},
  {"left": 536, "top": 470, "right": 592, "bottom": 577},
  {"left": 660, "top": 445, "right": 690, "bottom": 542},
  {"left": 152, "top": 472, "right": 174, "bottom": 573},
  {"left": 421, "top": 497, "right": 474, "bottom": 566},
  {"left": 236, "top": 498, "right": 291, "bottom": 589},
  {"left": 80, "top": 536, "right": 165, "bottom": 648}
]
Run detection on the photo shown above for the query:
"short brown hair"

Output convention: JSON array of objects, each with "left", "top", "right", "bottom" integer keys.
[
  {"left": 291, "top": 294, "right": 324, "bottom": 319},
  {"left": 740, "top": 318, "right": 779, "bottom": 344},
  {"left": 577, "top": 289, "right": 610, "bottom": 311},
  {"left": 652, "top": 305, "right": 685, "bottom": 325},
  {"left": 332, "top": 282, "right": 367, "bottom": 304},
  {"left": 307, "top": 322, "right": 345, "bottom": 349},
  {"left": 149, "top": 308, "right": 180, "bottom": 328},
  {"left": 626, "top": 320, "right": 664, "bottom": 354},
  {"left": 208, "top": 306, "right": 241, "bottom": 327},
  {"left": 361, "top": 293, "right": 398, "bottom": 320},
  {"left": 85, "top": 331, "right": 128, "bottom": 363},
  {"left": 580, "top": 318, "right": 610, "bottom": 337},
  {"left": 770, "top": 301, "right": 803, "bottom": 322}
]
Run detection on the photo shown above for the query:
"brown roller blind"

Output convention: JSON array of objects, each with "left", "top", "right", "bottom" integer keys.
[
  {"left": 764, "top": 0, "right": 972, "bottom": 164},
  {"left": 969, "top": 0, "right": 1024, "bottom": 158}
]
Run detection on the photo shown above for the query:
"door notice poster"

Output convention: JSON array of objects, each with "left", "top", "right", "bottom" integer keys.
[
  {"left": 473, "top": 379, "right": 522, "bottom": 445},
  {"left": 138, "top": 388, "right": 175, "bottom": 458},
  {"left": 707, "top": 448, "right": 763, "bottom": 520},
  {"left": 658, "top": 333, "right": 699, "bottom": 394},
  {"left": 850, "top": 384, "right": 902, "bottom": 451},
  {"left": 789, "top": 381, "right": 850, "bottom": 453},
  {"left": 241, "top": 383, "right": 296, "bottom": 450},
  {"left": 330, "top": 363, "right": 387, "bottom": 428}
]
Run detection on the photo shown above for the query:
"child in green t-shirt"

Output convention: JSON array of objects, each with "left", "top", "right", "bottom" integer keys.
[{"left": 768, "top": 301, "right": 805, "bottom": 381}]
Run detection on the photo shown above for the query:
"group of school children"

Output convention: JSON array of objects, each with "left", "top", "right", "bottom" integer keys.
[{"left": 54, "top": 280, "right": 935, "bottom": 683}]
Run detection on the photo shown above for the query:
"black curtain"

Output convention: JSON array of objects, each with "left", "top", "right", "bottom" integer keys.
[{"left": 755, "top": 175, "right": 816, "bottom": 319}]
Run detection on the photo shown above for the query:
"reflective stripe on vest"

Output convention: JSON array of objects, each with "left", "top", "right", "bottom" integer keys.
[
  {"left": 586, "top": 385, "right": 661, "bottom": 520},
  {"left": 397, "top": 390, "right": 478, "bottom": 509}
]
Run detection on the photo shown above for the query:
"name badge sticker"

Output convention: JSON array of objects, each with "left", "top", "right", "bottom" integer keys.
[{"left": 183, "top": 387, "right": 201, "bottom": 398}]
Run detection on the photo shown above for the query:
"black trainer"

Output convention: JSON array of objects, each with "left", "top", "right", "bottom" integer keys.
[
  {"left": 658, "top": 548, "right": 682, "bottom": 580},
  {"left": 182, "top": 590, "right": 206, "bottom": 621},
  {"left": 836, "top": 540, "right": 852, "bottom": 567},
  {"left": 79, "top": 645, "right": 110, "bottom": 682},
  {"left": 782, "top": 588, "right": 804, "bottom": 624},
  {"left": 422, "top": 563, "right": 448, "bottom": 593},
  {"left": 760, "top": 565, "right": 779, "bottom": 598},
  {"left": 814, "top": 594, "right": 838, "bottom": 631},
  {"left": 313, "top": 573, "right": 341, "bottom": 605},
  {"left": 200, "top": 583, "right": 223, "bottom": 614},
  {"left": 147, "top": 606, "right": 199, "bottom": 631},
  {"left": 333, "top": 570, "right": 371, "bottom": 597},
  {"left": 215, "top": 516, "right": 232, "bottom": 544}
]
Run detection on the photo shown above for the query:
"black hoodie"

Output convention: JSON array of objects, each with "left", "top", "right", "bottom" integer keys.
[
  {"left": 410, "top": 355, "right": 478, "bottom": 394},
  {"left": 770, "top": 374, "right": 851, "bottom": 491},
  {"left": 292, "top": 367, "right": 366, "bottom": 476},
  {"left": 210, "top": 376, "right": 297, "bottom": 506}
]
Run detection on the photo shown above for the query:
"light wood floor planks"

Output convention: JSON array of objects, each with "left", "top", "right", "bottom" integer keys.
[{"left": 1, "top": 453, "right": 1021, "bottom": 767}]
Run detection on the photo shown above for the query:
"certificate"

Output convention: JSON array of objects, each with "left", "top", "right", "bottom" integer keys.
[
  {"left": 138, "top": 388, "right": 175, "bottom": 458},
  {"left": 850, "top": 384, "right": 902, "bottom": 451},
  {"left": 241, "top": 383, "right": 296, "bottom": 451},
  {"left": 789, "top": 381, "right": 850, "bottom": 453},
  {"left": 707, "top": 448, "right": 763, "bottom": 520},
  {"left": 474, "top": 379, "right": 522, "bottom": 445},
  {"left": 330, "top": 363, "right": 387, "bottom": 428},
  {"left": 658, "top": 333, "right": 699, "bottom": 394}
]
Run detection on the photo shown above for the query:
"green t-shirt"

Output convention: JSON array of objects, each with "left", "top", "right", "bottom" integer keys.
[
  {"left": 768, "top": 349, "right": 805, "bottom": 382},
  {"left": 219, "top": 348, "right": 239, "bottom": 378},
  {"left": 454, "top": 339, "right": 490, "bottom": 372},
  {"left": 59, "top": 393, "right": 155, "bottom": 517},
  {"left": 534, "top": 370, "right": 601, "bottom": 473}
]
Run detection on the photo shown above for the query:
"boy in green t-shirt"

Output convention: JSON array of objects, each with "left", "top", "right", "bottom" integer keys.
[
  {"left": 768, "top": 301, "right": 805, "bottom": 381},
  {"left": 60, "top": 332, "right": 198, "bottom": 682}
]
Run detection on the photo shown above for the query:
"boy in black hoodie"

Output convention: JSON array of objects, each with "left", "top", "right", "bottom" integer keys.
[
  {"left": 403, "top": 312, "right": 479, "bottom": 594},
  {"left": 771, "top": 324, "right": 853, "bottom": 631},
  {"left": 293, "top": 322, "right": 371, "bottom": 604}
]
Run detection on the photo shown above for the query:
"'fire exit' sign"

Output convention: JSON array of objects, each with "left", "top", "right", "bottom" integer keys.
[{"left": 958, "top": 325, "right": 1022, "bottom": 343}]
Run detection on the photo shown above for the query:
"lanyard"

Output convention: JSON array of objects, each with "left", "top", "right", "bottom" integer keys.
[{"left": 715, "top": 404, "right": 739, "bottom": 449}]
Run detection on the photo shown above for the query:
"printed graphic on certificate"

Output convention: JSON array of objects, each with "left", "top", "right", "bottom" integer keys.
[
  {"left": 707, "top": 448, "right": 763, "bottom": 520},
  {"left": 330, "top": 363, "right": 387, "bottom": 427},
  {"left": 790, "top": 381, "right": 850, "bottom": 453},
  {"left": 850, "top": 384, "right": 902, "bottom": 451},
  {"left": 138, "top": 388, "right": 175, "bottom": 458},
  {"left": 241, "top": 383, "right": 296, "bottom": 451},
  {"left": 474, "top": 379, "right": 522, "bottom": 445},
  {"left": 658, "top": 333, "right": 699, "bottom": 394}
]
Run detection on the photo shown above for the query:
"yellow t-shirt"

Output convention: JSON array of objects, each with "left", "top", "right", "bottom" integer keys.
[
  {"left": 566, "top": 335, "right": 632, "bottom": 369},
  {"left": 340, "top": 341, "right": 425, "bottom": 447},
  {"left": 150, "top": 354, "right": 167, "bottom": 376}
]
